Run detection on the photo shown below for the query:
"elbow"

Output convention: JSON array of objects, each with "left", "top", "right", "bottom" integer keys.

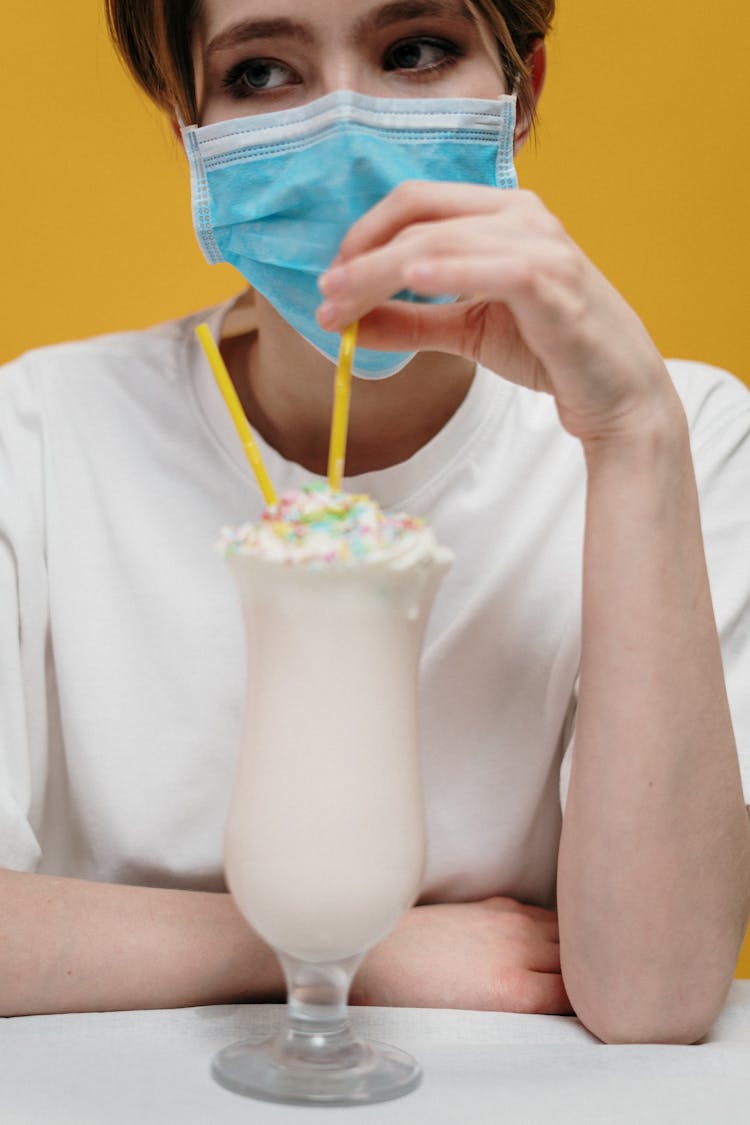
[
  {"left": 577, "top": 1003, "right": 717, "bottom": 1046},
  {"left": 565, "top": 968, "right": 732, "bottom": 1045},
  {"left": 560, "top": 931, "right": 739, "bottom": 1045}
]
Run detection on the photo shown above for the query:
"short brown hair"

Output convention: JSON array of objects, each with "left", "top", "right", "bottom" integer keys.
[{"left": 105, "top": 1, "right": 555, "bottom": 126}]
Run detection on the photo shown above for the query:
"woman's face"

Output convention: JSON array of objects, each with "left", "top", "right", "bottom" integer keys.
[{"left": 194, "top": 0, "right": 508, "bottom": 125}]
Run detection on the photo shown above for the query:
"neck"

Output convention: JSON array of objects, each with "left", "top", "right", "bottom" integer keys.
[{"left": 222, "top": 294, "right": 475, "bottom": 477}]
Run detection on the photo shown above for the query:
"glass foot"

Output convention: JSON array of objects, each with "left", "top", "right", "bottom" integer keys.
[{"left": 211, "top": 1024, "right": 421, "bottom": 1106}]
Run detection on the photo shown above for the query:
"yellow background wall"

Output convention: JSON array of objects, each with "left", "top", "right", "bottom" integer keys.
[
  {"left": 2, "top": 2, "right": 750, "bottom": 383},
  {"left": 2, "top": 4, "right": 748, "bottom": 973}
]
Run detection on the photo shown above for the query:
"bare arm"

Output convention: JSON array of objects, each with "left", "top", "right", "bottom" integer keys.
[
  {"left": 1, "top": 866, "right": 575, "bottom": 1018},
  {"left": 0, "top": 868, "right": 284, "bottom": 1017},
  {"left": 557, "top": 405, "right": 750, "bottom": 1044},
  {"left": 0, "top": 869, "right": 569, "bottom": 1017}
]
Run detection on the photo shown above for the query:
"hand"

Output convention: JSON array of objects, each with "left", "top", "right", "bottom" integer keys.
[
  {"left": 317, "top": 182, "right": 677, "bottom": 445},
  {"left": 351, "top": 896, "right": 571, "bottom": 1014}
]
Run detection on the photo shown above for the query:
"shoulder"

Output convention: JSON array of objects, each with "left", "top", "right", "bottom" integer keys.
[
  {"left": 0, "top": 303, "right": 232, "bottom": 439},
  {"left": 666, "top": 359, "right": 750, "bottom": 444},
  {"left": 0, "top": 313, "right": 201, "bottom": 396}
]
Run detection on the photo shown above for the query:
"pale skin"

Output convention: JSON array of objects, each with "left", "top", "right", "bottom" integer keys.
[{"left": 2, "top": 0, "right": 748, "bottom": 1039}]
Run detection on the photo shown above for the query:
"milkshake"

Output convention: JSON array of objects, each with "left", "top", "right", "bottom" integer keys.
[
  {"left": 220, "top": 485, "right": 452, "bottom": 963},
  {"left": 212, "top": 485, "right": 451, "bottom": 1103}
]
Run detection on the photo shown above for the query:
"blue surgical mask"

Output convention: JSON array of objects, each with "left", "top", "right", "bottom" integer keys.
[{"left": 182, "top": 90, "right": 518, "bottom": 378}]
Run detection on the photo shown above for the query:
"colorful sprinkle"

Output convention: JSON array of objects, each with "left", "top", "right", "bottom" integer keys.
[{"left": 219, "top": 485, "right": 439, "bottom": 569}]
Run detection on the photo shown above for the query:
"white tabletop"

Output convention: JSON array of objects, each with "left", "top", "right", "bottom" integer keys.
[{"left": 2, "top": 981, "right": 749, "bottom": 1124}]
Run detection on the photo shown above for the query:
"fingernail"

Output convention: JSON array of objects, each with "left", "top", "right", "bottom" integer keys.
[
  {"left": 319, "top": 265, "right": 348, "bottom": 297},
  {"left": 317, "top": 301, "right": 340, "bottom": 328}
]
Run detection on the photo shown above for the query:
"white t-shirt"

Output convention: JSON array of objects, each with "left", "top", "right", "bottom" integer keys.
[{"left": 1, "top": 300, "right": 749, "bottom": 908}]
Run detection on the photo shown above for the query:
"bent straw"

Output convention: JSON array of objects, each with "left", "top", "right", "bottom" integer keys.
[
  {"left": 195, "top": 323, "right": 278, "bottom": 507},
  {"left": 327, "top": 322, "right": 359, "bottom": 491}
]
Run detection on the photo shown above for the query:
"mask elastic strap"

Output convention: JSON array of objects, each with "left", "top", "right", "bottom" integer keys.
[{"left": 175, "top": 108, "right": 193, "bottom": 132}]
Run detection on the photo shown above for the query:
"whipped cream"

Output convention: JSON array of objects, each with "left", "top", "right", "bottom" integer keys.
[{"left": 219, "top": 484, "right": 451, "bottom": 571}]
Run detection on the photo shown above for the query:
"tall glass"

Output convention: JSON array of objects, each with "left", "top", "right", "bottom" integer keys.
[{"left": 211, "top": 546, "right": 450, "bottom": 1105}]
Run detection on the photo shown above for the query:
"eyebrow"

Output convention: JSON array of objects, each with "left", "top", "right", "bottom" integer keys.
[
  {"left": 359, "top": 1, "right": 472, "bottom": 35},
  {"left": 205, "top": 1, "right": 471, "bottom": 57},
  {"left": 206, "top": 19, "right": 315, "bottom": 57}
]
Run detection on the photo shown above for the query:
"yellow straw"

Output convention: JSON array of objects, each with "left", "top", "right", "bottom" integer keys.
[
  {"left": 327, "top": 322, "right": 358, "bottom": 490},
  {"left": 195, "top": 323, "right": 278, "bottom": 507}
]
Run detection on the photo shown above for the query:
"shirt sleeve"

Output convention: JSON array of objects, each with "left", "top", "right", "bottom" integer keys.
[
  {"left": 560, "top": 362, "right": 750, "bottom": 810},
  {"left": 0, "top": 356, "right": 49, "bottom": 869}
]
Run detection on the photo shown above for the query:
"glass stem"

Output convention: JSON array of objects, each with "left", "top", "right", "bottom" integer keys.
[
  {"left": 274, "top": 951, "right": 367, "bottom": 1068},
  {"left": 275, "top": 954, "right": 368, "bottom": 1066},
  {"left": 280, "top": 951, "right": 361, "bottom": 1032}
]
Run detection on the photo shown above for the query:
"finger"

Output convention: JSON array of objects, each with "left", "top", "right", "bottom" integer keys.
[
  {"left": 404, "top": 255, "right": 527, "bottom": 298},
  {"left": 484, "top": 897, "right": 561, "bottom": 944},
  {"left": 320, "top": 213, "right": 481, "bottom": 322},
  {"left": 527, "top": 939, "right": 563, "bottom": 974},
  {"left": 338, "top": 180, "right": 514, "bottom": 261},
  {"left": 353, "top": 298, "right": 487, "bottom": 358},
  {"left": 399, "top": 252, "right": 584, "bottom": 363},
  {"left": 485, "top": 897, "right": 560, "bottom": 924},
  {"left": 492, "top": 968, "right": 572, "bottom": 1015},
  {"left": 528, "top": 921, "right": 561, "bottom": 946},
  {"left": 319, "top": 230, "right": 563, "bottom": 334},
  {"left": 525, "top": 971, "right": 573, "bottom": 1015},
  {"left": 317, "top": 245, "right": 505, "bottom": 334}
]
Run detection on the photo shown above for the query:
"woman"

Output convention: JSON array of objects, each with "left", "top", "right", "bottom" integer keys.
[{"left": 0, "top": 0, "right": 748, "bottom": 1041}]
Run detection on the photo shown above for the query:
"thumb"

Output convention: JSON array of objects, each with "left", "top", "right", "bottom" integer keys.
[{"left": 354, "top": 298, "right": 485, "bottom": 360}]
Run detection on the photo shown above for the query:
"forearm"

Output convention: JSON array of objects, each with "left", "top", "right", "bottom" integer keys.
[
  {"left": 558, "top": 395, "right": 750, "bottom": 1043},
  {"left": 0, "top": 868, "right": 284, "bottom": 1016}
]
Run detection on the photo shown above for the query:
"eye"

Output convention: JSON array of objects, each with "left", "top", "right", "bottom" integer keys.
[
  {"left": 383, "top": 37, "right": 460, "bottom": 73},
  {"left": 222, "top": 58, "right": 298, "bottom": 98}
]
